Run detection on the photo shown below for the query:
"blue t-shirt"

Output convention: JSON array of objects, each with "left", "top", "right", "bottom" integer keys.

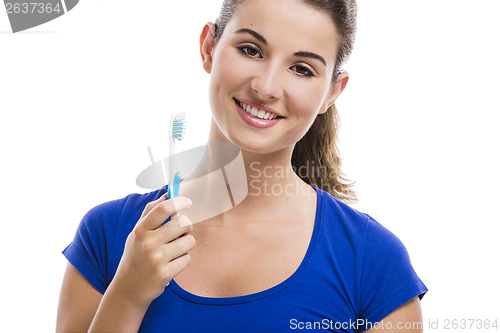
[{"left": 63, "top": 186, "right": 427, "bottom": 332}]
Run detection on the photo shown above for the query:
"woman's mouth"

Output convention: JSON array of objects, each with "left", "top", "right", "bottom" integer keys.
[
  {"left": 233, "top": 98, "right": 284, "bottom": 129},
  {"left": 234, "top": 98, "right": 284, "bottom": 120}
]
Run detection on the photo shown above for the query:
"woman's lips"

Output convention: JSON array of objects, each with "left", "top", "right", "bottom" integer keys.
[
  {"left": 234, "top": 98, "right": 283, "bottom": 129},
  {"left": 235, "top": 98, "right": 284, "bottom": 118}
]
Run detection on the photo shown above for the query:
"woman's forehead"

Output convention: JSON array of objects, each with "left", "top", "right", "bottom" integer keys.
[{"left": 226, "top": 0, "right": 339, "bottom": 61}]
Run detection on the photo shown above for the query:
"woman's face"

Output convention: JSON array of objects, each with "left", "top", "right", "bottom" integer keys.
[{"left": 202, "top": 0, "right": 345, "bottom": 154}]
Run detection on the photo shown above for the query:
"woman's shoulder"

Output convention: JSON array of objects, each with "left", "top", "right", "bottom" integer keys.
[
  {"left": 318, "top": 188, "right": 371, "bottom": 233},
  {"left": 316, "top": 188, "right": 427, "bottom": 320},
  {"left": 80, "top": 187, "right": 167, "bottom": 231},
  {"left": 317, "top": 188, "right": 406, "bottom": 254}
]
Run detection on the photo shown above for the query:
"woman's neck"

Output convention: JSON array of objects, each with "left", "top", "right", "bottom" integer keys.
[{"left": 209, "top": 126, "right": 313, "bottom": 220}]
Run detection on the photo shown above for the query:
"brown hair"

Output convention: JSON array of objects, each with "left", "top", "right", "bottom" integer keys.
[{"left": 214, "top": 0, "right": 358, "bottom": 203}]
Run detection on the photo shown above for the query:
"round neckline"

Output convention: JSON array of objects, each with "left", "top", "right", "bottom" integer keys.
[{"left": 168, "top": 185, "right": 324, "bottom": 305}]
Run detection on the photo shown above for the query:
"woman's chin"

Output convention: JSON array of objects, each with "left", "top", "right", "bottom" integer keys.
[
  {"left": 232, "top": 137, "right": 286, "bottom": 156},
  {"left": 210, "top": 119, "right": 286, "bottom": 154}
]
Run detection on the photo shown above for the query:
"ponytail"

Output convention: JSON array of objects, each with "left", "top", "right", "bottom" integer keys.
[{"left": 292, "top": 104, "right": 357, "bottom": 203}]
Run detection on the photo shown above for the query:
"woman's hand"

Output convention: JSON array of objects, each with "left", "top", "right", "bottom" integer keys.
[
  {"left": 59, "top": 194, "right": 196, "bottom": 333},
  {"left": 108, "top": 194, "right": 195, "bottom": 308}
]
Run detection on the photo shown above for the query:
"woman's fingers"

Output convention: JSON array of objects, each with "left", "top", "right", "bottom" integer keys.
[
  {"left": 161, "top": 253, "right": 192, "bottom": 284},
  {"left": 163, "top": 233, "right": 196, "bottom": 262},
  {"left": 139, "top": 192, "right": 168, "bottom": 220},
  {"left": 140, "top": 196, "right": 193, "bottom": 230},
  {"left": 109, "top": 196, "right": 195, "bottom": 307},
  {"left": 145, "top": 215, "right": 193, "bottom": 246}
]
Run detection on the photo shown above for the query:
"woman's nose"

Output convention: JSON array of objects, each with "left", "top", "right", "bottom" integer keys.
[{"left": 249, "top": 64, "right": 284, "bottom": 100}]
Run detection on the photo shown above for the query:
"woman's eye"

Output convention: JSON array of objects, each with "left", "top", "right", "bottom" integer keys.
[
  {"left": 290, "top": 65, "right": 314, "bottom": 77},
  {"left": 238, "top": 45, "right": 262, "bottom": 58}
]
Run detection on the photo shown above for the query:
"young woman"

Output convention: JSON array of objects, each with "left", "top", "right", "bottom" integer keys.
[{"left": 57, "top": 0, "right": 427, "bottom": 332}]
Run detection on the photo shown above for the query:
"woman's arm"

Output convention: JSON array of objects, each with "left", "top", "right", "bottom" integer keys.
[
  {"left": 362, "top": 297, "right": 423, "bottom": 333},
  {"left": 56, "top": 263, "right": 102, "bottom": 332},
  {"left": 56, "top": 263, "right": 152, "bottom": 333}
]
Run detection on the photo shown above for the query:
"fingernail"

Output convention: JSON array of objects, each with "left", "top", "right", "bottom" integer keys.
[
  {"left": 173, "top": 196, "right": 192, "bottom": 212},
  {"left": 179, "top": 215, "right": 192, "bottom": 227}
]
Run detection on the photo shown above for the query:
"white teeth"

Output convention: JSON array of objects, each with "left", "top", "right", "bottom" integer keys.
[
  {"left": 239, "top": 101, "right": 279, "bottom": 120},
  {"left": 250, "top": 107, "right": 259, "bottom": 117}
]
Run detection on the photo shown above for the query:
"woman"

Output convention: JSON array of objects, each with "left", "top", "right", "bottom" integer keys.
[{"left": 57, "top": 0, "right": 427, "bottom": 331}]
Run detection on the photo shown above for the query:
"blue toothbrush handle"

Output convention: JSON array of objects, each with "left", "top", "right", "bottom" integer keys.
[
  {"left": 164, "top": 172, "right": 182, "bottom": 224},
  {"left": 167, "top": 171, "right": 181, "bottom": 199}
]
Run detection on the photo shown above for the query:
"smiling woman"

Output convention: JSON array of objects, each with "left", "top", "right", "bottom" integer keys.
[
  {"left": 56, "top": 0, "right": 427, "bottom": 332},
  {"left": 211, "top": 0, "right": 358, "bottom": 201}
]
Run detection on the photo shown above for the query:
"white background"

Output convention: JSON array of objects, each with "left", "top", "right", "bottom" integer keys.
[{"left": 1, "top": 0, "right": 499, "bottom": 331}]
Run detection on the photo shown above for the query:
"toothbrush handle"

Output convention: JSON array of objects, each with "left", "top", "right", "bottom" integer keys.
[
  {"left": 164, "top": 171, "right": 181, "bottom": 224},
  {"left": 168, "top": 140, "right": 181, "bottom": 219},
  {"left": 168, "top": 138, "right": 179, "bottom": 197}
]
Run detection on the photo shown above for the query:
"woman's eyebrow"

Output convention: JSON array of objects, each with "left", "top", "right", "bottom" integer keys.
[
  {"left": 294, "top": 51, "right": 326, "bottom": 66},
  {"left": 235, "top": 28, "right": 267, "bottom": 45}
]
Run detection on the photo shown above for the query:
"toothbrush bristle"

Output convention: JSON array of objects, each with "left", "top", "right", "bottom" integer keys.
[{"left": 171, "top": 118, "right": 185, "bottom": 141}]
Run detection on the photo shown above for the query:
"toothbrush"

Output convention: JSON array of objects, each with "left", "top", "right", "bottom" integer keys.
[{"left": 166, "top": 112, "right": 186, "bottom": 219}]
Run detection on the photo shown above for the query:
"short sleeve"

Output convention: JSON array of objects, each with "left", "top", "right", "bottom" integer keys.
[
  {"left": 356, "top": 215, "right": 427, "bottom": 331},
  {"left": 62, "top": 199, "right": 125, "bottom": 294}
]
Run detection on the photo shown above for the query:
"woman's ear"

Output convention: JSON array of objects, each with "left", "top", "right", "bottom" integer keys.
[
  {"left": 318, "top": 71, "right": 349, "bottom": 114},
  {"left": 200, "top": 22, "right": 216, "bottom": 74}
]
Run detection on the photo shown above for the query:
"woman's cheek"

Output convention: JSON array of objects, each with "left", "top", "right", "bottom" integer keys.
[
  {"left": 287, "top": 83, "right": 324, "bottom": 119},
  {"left": 213, "top": 50, "right": 249, "bottom": 90}
]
